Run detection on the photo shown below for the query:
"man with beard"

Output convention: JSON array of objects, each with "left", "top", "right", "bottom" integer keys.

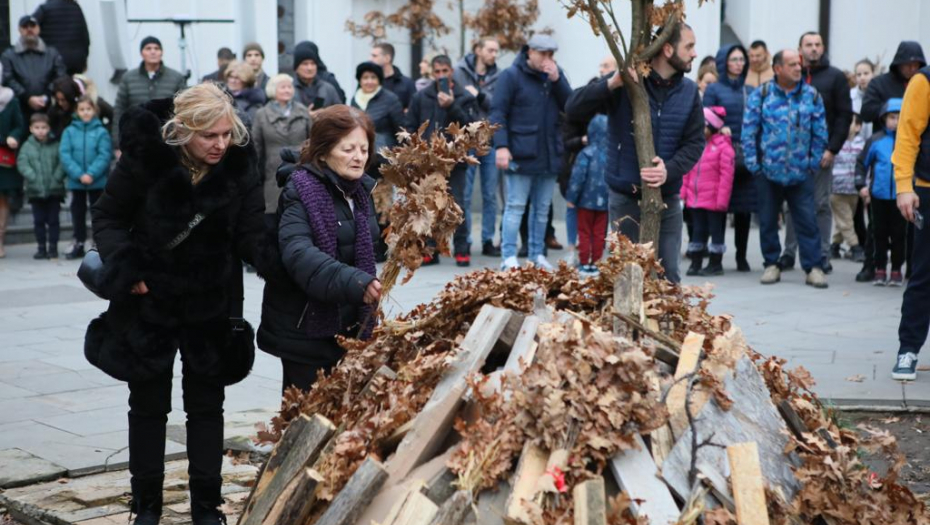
[
  {"left": 1, "top": 15, "right": 66, "bottom": 118},
  {"left": 454, "top": 36, "right": 502, "bottom": 256},
  {"left": 565, "top": 23, "right": 705, "bottom": 283},
  {"left": 779, "top": 31, "right": 853, "bottom": 274}
]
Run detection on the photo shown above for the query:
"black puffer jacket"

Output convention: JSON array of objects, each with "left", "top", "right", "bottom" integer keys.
[
  {"left": 350, "top": 87, "right": 404, "bottom": 152},
  {"left": 802, "top": 57, "right": 853, "bottom": 154},
  {"left": 862, "top": 41, "right": 927, "bottom": 130},
  {"left": 257, "top": 161, "right": 379, "bottom": 364},
  {"left": 84, "top": 97, "right": 268, "bottom": 385},
  {"left": 33, "top": 0, "right": 90, "bottom": 75}
]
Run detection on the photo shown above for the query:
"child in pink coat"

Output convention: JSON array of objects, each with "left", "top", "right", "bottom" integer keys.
[{"left": 681, "top": 106, "right": 735, "bottom": 276}]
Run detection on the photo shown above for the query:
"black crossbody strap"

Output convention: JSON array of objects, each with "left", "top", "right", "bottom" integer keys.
[{"left": 164, "top": 213, "right": 207, "bottom": 250}]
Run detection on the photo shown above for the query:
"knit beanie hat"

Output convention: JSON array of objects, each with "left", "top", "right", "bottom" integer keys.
[
  {"left": 293, "top": 41, "right": 320, "bottom": 71},
  {"left": 140, "top": 36, "right": 162, "bottom": 52},
  {"left": 355, "top": 61, "right": 384, "bottom": 84},
  {"left": 703, "top": 106, "right": 726, "bottom": 130},
  {"left": 243, "top": 42, "right": 264, "bottom": 58}
]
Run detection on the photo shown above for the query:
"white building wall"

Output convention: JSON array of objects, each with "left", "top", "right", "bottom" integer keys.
[{"left": 829, "top": 0, "right": 930, "bottom": 73}]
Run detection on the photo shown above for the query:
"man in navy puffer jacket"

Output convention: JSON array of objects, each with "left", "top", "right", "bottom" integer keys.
[
  {"left": 490, "top": 35, "right": 572, "bottom": 270},
  {"left": 565, "top": 23, "right": 705, "bottom": 283}
]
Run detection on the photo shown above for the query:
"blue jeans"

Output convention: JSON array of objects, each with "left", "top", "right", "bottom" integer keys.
[
  {"left": 608, "top": 189, "right": 683, "bottom": 283},
  {"left": 755, "top": 174, "right": 822, "bottom": 271},
  {"left": 565, "top": 206, "right": 578, "bottom": 246},
  {"left": 464, "top": 151, "right": 499, "bottom": 245},
  {"left": 502, "top": 173, "right": 557, "bottom": 259}
]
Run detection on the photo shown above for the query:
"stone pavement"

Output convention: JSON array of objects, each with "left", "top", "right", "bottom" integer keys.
[{"left": 0, "top": 222, "right": 926, "bottom": 489}]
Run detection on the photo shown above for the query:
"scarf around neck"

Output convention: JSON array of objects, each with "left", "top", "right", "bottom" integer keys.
[
  {"left": 353, "top": 87, "right": 380, "bottom": 111},
  {"left": 292, "top": 167, "right": 377, "bottom": 339}
]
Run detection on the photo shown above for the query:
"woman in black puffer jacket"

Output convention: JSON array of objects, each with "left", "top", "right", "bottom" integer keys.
[{"left": 258, "top": 105, "right": 381, "bottom": 393}]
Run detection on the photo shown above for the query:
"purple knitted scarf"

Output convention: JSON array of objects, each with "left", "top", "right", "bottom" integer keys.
[{"left": 292, "top": 168, "right": 377, "bottom": 340}]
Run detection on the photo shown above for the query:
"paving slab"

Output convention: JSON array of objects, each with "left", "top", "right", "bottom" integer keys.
[{"left": 0, "top": 448, "right": 67, "bottom": 488}]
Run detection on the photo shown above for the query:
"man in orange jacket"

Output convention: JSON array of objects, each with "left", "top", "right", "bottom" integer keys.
[{"left": 892, "top": 66, "right": 930, "bottom": 380}]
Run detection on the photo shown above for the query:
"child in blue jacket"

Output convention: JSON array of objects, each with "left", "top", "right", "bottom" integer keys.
[
  {"left": 566, "top": 114, "right": 608, "bottom": 273},
  {"left": 856, "top": 98, "right": 903, "bottom": 286},
  {"left": 61, "top": 95, "right": 112, "bottom": 259}
]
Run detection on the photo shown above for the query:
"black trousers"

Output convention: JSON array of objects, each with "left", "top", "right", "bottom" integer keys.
[
  {"left": 71, "top": 189, "right": 102, "bottom": 243},
  {"left": 128, "top": 359, "right": 225, "bottom": 485},
  {"left": 733, "top": 212, "right": 751, "bottom": 260},
  {"left": 899, "top": 186, "right": 930, "bottom": 355},
  {"left": 30, "top": 197, "right": 61, "bottom": 248},
  {"left": 871, "top": 199, "right": 907, "bottom": 271}
]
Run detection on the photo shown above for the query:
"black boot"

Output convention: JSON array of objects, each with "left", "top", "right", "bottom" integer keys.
[
  {"left": 700, "top": 253, "right": 724, "bottom": 276},
  {"left": 130, "top": 476, "right": 163, "bottom": 525},
  {"left": 686, "top": 253, "right": 704, "bottom": 276},
  {"left": 190, "top": 479, "right": 226, "bottom": 525}
]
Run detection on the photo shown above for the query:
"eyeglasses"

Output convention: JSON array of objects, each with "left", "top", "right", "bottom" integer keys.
[{"left": 728, "top": 56, "right": 746, "bottom": 63}]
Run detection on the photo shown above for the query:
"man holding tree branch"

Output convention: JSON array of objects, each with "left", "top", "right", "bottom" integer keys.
[{"left": 565, "top": 23, "right": 704, "bottom": 283}]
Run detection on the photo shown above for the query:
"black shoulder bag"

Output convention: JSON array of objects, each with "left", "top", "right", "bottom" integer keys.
[{"left": 78, "top": 213, "right": 207, "bottom": 300}]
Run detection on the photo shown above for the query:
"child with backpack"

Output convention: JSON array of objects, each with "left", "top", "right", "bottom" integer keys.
[
  {"left": 857, "top": 98, "right": 904, "bottom": 286},
  {"left": 61, "top": 95, "right": 112, "bottom": 259},
  {"left": 830, "top": 115, "right": 866, "bottom": 262},
  {"left": 19, "top": 113, "right": 65, "bottom": 259},
  {"left": 681, "top": 106, "right": 735, "bottom": 276},
  {"left": 565, "top": 114, "right": 609, "bottom": 274}
]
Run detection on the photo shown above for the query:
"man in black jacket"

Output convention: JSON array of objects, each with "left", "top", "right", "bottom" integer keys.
[
  {"left": 780, "top": 31, "right": 853, "bottom": 274},
  {"left": 405, "top": 55, "right": 479, "bottom": 266},
  {"left": 372, "top": 43, "right": 416, "bottom": 110},
  {"left": 1, "top": 15, "right": 66, "bottom": 118},
  {"left": 32, "top": 0, "right": 89, "bottom": 75},
  {"left": 854, "top": 41, "right": 927, "bottom": 282}
]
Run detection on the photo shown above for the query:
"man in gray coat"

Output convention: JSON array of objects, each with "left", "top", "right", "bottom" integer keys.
[
  {"left": 1, "top": 15, "right": 66, "bottom": 118},
  {"left": 113, "top": 36, "right": 186, "bottom": 152},
  {"left": 454, "top": 36, "right": 503, "bottom": 255}
]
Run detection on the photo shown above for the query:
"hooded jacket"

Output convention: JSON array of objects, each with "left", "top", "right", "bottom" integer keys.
[
  {"left": 0, "top": 37, "right": 67, "bottom": 106},
  {"left": 32, "top": 0, "right": 89, "bottom": 75},
  {"left": 453, "top": 53, "right": 502, "bottom": 119},
  {"left": 857, "top": 129, "right": 897, "bottom": 200},
  {"left": 85, "top": 97, "right": 269, "bottom": 385},
  {"left": 703, "top": 45, "right": 749, "bottom": 139},
  {"left": 681, "top": 132, "right": 735, "bottom": 212},
  {"left": 19, "top": 135, "right": 65, "bottom": 199},
  {"left": 565, "top": 114, "right": 609, "bottom": 211},
  {"left": 802, "top": 56, "right": 853, "bottom": 154},
  {"left": 490, "top": 47, "right": 573, "bottom": 175},
  {"left": 742, "top": 80, "right": 828, "bottom": 186},
  {"left": 60, "top": 116, "right": 112, "bottom": 191},
  {"left": 861, "top": 41, "right": 926, "bottom": 130},
  {"left": 565, "top": 69, "right": 705, "bottom": 198}
]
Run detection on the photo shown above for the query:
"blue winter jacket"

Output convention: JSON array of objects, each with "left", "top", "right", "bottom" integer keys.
[
  {"left": 566, "top": 115, "right": 609, "bottom": 211},
  {"left": 856, "top": 130, "right": 897, "bottom": 200},
  {"left": 489, "top": 48, "right": 573, "bottom": 175},
  {"left": 565, "top": 71, "right": 705, "bottom": 198},
  {"left": 703, "top": 45, "right": 749, "bottom": 139},
  {"left": 61, "top": 116, "right": 111, "bottom": 190},
  {"left": 741, "top": 80, "right": 828, "bottom": 186}
]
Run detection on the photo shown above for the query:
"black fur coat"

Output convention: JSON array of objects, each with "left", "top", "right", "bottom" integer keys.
[{"left": 83, "top": 97, "right": 267, "bottom": 385}]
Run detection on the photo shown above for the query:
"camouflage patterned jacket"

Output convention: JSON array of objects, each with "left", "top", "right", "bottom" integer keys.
[{"left": 741, "top": 80, "right": 828, "bottom": 186}]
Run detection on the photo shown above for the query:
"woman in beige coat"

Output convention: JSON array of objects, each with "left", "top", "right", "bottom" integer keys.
[{"left": 251, "top": 73, "right": 312, "bottom": 222}]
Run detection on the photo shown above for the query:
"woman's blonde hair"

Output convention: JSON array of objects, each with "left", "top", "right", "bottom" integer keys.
[
  {"left": 162, "top": 83, "right": 249, "bottom": 149},
  {"left": 223, "top": 60, "right": 256, "bottom": 88},
  {"left": 265, "top": 73, "right": 295, "bottom": 100}
]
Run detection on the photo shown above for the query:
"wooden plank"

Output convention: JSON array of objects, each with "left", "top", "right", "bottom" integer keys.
[
  {"left": 503, "top": 315, "right": 541, "bottom": 375},
  {"left": 354, "top": 450, "right": 452, "bottom": 525},
  {"left": 612, "top": 263, "right": 644, "bottom": 335},
  {"left": 649, "top": 426, "right": 675, "bottom": 468},
  {"left": 360, "top": 366, "right": 397, "bottom": 397},
  {"left": 504, "top": 442, "right": 548, "bottom": 525},
  {"left": 386, "top": 486, "right": 438, "bottom": 525},
  {"left": 666, "top": 332, "right": 705, "bottom": 438},
  {"left": 466, "top": 480, "right": 510, "bottom": 525},
  {"left": 423, "top": 467, "right": 458, "bottom": 506},
  {"left": 386, "top": 305, "right": 513, "bottom": 480},
  {"left": 427, "top": 490, "right": 472, "bottom": 525},
  {"left": 260, "top": 467, "right": 322, "bottom": 525},
  {"left": 497, "top": 312, "right": 527, "bottom": 350},
  {"left": 727, "top": 442, "right": 771, "bottom": 525},
  {"left": 239, "top": 414, "right": 335, "bottom": 525},
  {"left": 315, "top": 457, "right": 388, "bottom": 525},
  {"left": 573, "top": 477, "right": 606, "bottom": 525},
  {"left": 661, "top": 357, "right": 800, "bottom": 505},
  {"left": 608, "top": 434, "right": 680, "bottom": 525}
]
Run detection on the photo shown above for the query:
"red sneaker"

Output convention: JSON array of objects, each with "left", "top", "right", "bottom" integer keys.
[
  {"left": 454, "top": 254, "right": 471, "bottom": 267},
  {"left": 889, "top": 271, "right": 904, "bottom": 287},
  {"left": 422, "top": 254, "right": 440, "bottom": 266}
]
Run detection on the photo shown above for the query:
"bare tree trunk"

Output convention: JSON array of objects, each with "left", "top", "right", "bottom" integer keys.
[
  {"left": 458, "top": 0, "right": 466, "bottom": 60},
  {"left": 627, "top": 83, "right": 664, "bottom": 248}
]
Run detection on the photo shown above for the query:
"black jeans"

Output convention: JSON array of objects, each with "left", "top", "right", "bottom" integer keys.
[
  {"left": 689, "top": 209, "right": 726, "bottom": 253},
  {"left": 30, "top": 197, "right": 61, "bottom": 248},
  {"left": 871, "top": 198, "right": 907, "bottom": 271},
  {"left": 71, "top": 189, "right": 102, "bottom": 243},
  {"left": 899, "top": 186, "right": 930, "bottom": 355},
  {"left": 128, "top": 359, "right": 225, "bottom": 485},
  {"left": 733, "top": 212, "right": 751, "bottom": 260},
  {"left": 449, "top": 164, "right": 469, "bottom": 255}
]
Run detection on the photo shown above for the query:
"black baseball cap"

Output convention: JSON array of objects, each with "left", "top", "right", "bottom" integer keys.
[{"left": 18, "top": 15, "right": 38, "bottom": 27}]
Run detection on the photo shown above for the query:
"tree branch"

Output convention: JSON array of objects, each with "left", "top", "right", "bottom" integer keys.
[
  {"left": 585, "top": 0, "right": 627, "bottom": 68},
  {"left": 638, "top": 0, "right": 684, "bottom": 61},
  {"left": 630, "top": 0, "right": 645, "bottom": 53},
  {"left": 603, "top": 2, "right": 629, "bottom": 65}
]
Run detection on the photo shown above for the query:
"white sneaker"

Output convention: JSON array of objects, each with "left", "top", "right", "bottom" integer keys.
[
  {"left": 500, "top": 256, "right": 519, "bottom": 270},
  {"left": 533, "top": 255, "right": 554, "bottom": 271},
  {"left": 565, "top": 250, "right": 579, "bottom": 268}
]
